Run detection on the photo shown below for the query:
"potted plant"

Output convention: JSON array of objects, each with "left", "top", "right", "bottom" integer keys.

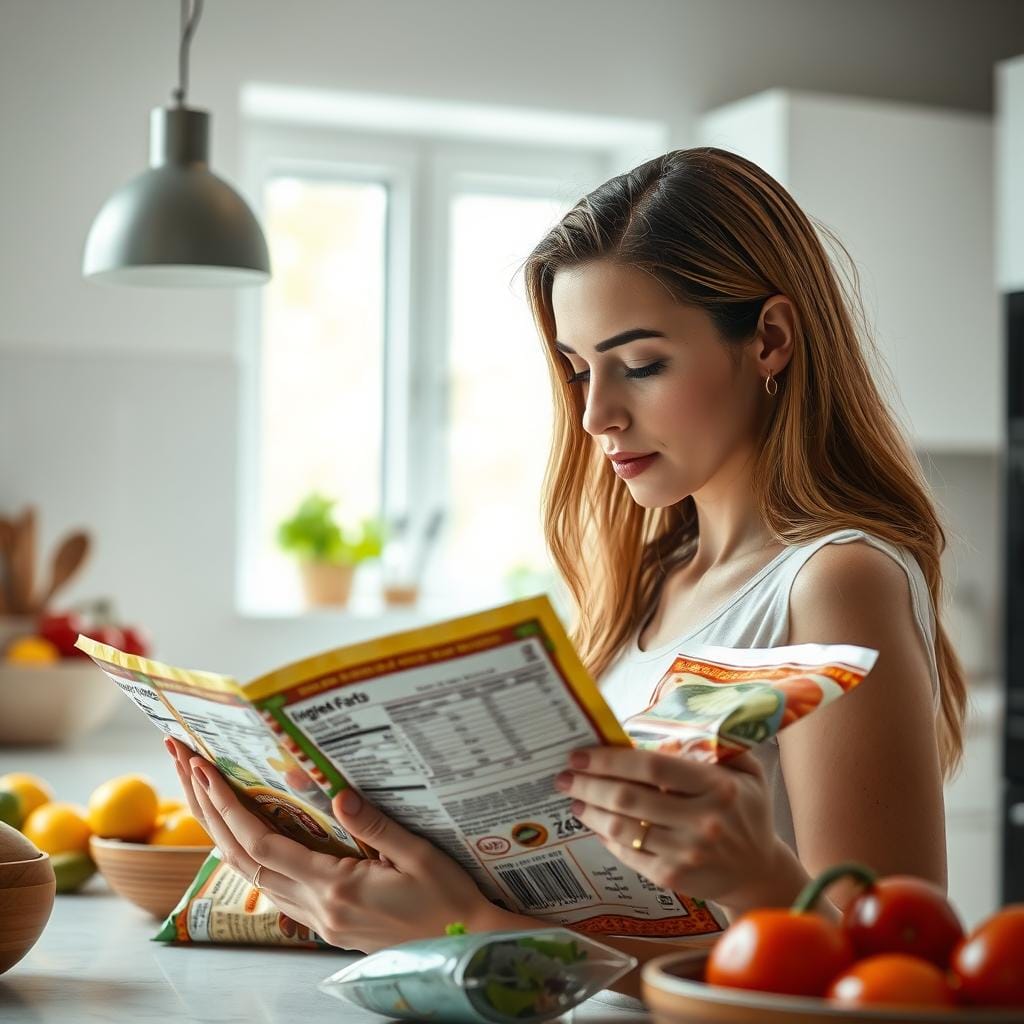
[{"left": 276, "top": 493, "right": 383, "bottom": 608}]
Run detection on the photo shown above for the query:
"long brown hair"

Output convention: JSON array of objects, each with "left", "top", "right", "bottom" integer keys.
[{"left": 523, "top": 147, "right": 966, "bottom": 779}]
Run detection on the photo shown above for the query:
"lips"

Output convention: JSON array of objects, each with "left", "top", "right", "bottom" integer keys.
[
  {"left": 607, "top": 451, "right": 655, "bottom": 464},
  {"left": 608, "top": 451, "right": 659, "bottom": 479}
]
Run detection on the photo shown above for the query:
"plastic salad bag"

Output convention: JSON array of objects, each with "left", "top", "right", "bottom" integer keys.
[
  {"left": 317, "top": 926, "right": 637, "bottom": 1023},
  {"left": 623, "top": 642, "right": 879, "bottom": 763}
]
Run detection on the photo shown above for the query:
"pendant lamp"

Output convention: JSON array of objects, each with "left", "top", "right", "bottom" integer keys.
[{"left": 83, "top": 0, "right": 270, "bottom": 287}]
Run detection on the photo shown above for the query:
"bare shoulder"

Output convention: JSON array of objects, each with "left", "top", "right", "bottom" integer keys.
[
  {"left": 779, "top": 536, "right": 945, "bottom": 901},
  {"left": 788, "top": 538, "right": 917, "bottom": 643}
]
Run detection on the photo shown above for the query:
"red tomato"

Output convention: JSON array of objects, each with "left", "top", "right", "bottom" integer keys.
[
  {"left": 827, "top": 954, "right": 957, "bottom": 1008},
  {"left": 706, "top": 909, "right": 854, "bottom": 997},
  {"left": 119, "top": 625, "right": 152, "bottom": 658},
  {"left": 37, "top": 611, "right": 88, "bottom": 658},
  {"left": 78, "top": 623, "right": 126, "bottom": 650},
  {"left": 843, "top": 874, "right": 964, "bottom": 967},
  {"left": 950, "top": 904, "right": 1024, "bottom": 1007}
]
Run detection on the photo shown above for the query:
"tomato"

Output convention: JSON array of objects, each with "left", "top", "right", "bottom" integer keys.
[
  {"left": 706, "top": 910, "right": 853, "bottom": 997},
  {"left": 119, "top": 625, "right": 152, "bottom": 658},
  {"left": 79, "top": 623, "right": 126, "bottom": 650},
  {"left": 38, "top": 611, "right": 88, "bottom": 658},
  {"left": 950, "top": 904, "right": 1024, "bottom": 1007},
  {"left": 842, "top": 871, "right": 964, "bottom": 967},
  {"left": 827, "top": 953, "right": 957, "bottom": 1008}
]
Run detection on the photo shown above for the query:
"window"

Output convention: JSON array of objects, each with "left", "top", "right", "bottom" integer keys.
[
  {"left": 259, "top": 176, "right": 387, "bottom": 592},
  {"left": 237, "top": 103, "right": 664, "bottom": 618}
]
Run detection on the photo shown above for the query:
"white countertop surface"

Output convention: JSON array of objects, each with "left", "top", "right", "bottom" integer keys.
[
  {"left": 0, "top": 883, "right": 648, "bottom": 1023},
  {"left": 0, "top": 725, "right": 651, "bottom": 1024}
]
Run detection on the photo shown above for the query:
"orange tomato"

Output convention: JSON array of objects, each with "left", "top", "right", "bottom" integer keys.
[
  {"left": 950, "top": 904, "right": 1024, "bottom": 1007},
  {"left": 827, "top": 953, "right": 957, "bottom": 1008},
  {"left": 706, "top": 909, "right": 854, "bottom": 997}
]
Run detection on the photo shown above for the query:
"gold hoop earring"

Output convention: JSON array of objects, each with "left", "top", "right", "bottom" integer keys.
[{"left": 765, "top": 371, "right": 778, "bottom": 397}]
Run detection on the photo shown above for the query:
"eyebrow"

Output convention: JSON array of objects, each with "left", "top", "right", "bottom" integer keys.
[{"left": 553, "top": 328, "right": 668, "bottom": 355}]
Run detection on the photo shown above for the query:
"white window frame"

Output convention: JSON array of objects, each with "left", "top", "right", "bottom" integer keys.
[{"left": 235, "top": 88, "right": 669, "bottom": 617}]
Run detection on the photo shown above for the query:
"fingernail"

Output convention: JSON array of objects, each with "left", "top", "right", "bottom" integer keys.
[
  {"left": 340, "top": 788, "right": 362, "bottom": 815},
  {"left": 191, "top": 762, "right": 210, "bottom": 790},
  {"left": 164, "top": 737, "right": 177, "bottom": 759},
  {"left": 554, "top": 771, "right": 573, "bottom": 792},
  {"left": 570, "top": 800, "right": 585, "bottom": 816},
  {"left": 569, "top": 750, "right": 589, "bottom": 770}
]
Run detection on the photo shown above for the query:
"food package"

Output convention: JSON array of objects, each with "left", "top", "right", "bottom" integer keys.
[
  {"left": 623, "top": 643, "right": 878, "bottom": 763},
  {"left": 317, "top": 927, "right": 637, "bottom": 1023},
  {"left": 152, "top": 848, "right": 333, "bottom": 948}
]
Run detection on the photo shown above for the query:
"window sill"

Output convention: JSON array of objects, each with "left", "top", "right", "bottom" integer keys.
[{"left": 234, "top": 592, "right": 495, "bottom": 625}]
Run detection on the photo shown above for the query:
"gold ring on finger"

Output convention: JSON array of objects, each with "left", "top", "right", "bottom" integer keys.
[{"left": 631, "top": 819, "right": 652, "bottom": 852}]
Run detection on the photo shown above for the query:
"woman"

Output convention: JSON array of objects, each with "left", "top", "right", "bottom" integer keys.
[{"left": 165, "top": 147, "right": 966, "bottom": 950}]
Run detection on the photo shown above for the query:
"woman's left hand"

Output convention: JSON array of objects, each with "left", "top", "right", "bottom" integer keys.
[
  {"left": 163, "top": 737, "right": 516, "bottom": 952},
  {"left": 556, "top": 745, "right": 787, "bottom": 912}
]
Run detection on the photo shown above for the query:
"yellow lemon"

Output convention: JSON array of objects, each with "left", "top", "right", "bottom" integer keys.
[
  {"left": 156, "top": 796, "right": 186, "bottom": 816},
  {"left": 0, "top": 773, "right": 55, "bottom": 818},
  {"left": 3, "top": 635, "right": 61, "bottom": 664},
  {"left": 22, "top": 801, "right": 92, "bottom": 855},
  {"left": 148, "top": 810, "right": 212, "bottom": 847},
  {"left": 87, "top": 775, "right": 159, "bottom": 841}
]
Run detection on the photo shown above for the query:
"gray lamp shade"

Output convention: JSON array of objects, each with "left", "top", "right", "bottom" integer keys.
[{"left": 83, "top": 106, "right": 271, "bottom": 287}]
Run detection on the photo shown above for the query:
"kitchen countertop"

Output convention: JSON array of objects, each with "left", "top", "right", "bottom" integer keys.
[
  {"left": 0, "top": 726, "right": 652, "bottom": 1024},
  {"left": 0, "top": 885, "right": 649, "bottom": 1023}
]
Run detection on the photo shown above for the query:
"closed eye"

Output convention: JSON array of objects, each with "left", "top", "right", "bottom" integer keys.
[{"left": 565, "top": 360, "right": 667, "bottom": 385}]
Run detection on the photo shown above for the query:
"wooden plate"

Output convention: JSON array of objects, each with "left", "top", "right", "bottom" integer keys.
[{"left": 642, "top": 949, "right": 1024, "bottom": 1024}]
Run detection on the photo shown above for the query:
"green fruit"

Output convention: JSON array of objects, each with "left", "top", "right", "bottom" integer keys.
[
  {"left": 51, "top": 850, "right": 97, "bottom": 893},
  {"left": 0, "top": 788, "right": 23, "bottom": 830}
]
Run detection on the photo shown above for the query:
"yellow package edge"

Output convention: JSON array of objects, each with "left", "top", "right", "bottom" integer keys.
[
  {"left": 241, "top": 595, "right": 633, "bottom": 747},
  {"left": 74, "top": 634, "right": 243, "bottom": 695}
]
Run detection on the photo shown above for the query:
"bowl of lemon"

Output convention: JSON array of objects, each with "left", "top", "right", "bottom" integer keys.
[
  {"left": 0, "top": 630, "right": 123, "bottom": 745},
  {"left": 0, "top": 771, "right": 212, "bottom": 918}
]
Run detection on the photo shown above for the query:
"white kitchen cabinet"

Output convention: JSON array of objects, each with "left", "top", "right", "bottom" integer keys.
[
  {"left": 997, "top": 54, "right": 1024, "bottom": 292},
  {"left": 943, "top": 684, "right": 1004, "bottom": 927},
  {"left": 698, "top": 90, "right": 999, "bottom": 452}
]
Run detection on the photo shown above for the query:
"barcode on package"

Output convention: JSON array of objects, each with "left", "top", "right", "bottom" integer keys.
[{"left": 495, "top": 853, "right": 589, "bottom": 910}]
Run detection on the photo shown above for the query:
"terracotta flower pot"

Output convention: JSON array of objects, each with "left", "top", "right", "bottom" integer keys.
[{"left": 299, "top": 561, "right": 355, "bottom": 608}]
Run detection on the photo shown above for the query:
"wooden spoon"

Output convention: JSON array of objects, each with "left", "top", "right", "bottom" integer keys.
[
  {"left": 35, "top": 531, "right": 91, "bottom": 613},
  {"left": 0, "top": 518, "right": 12, "bottom": 615},
  {"left": 9, "top": 507, "right": 38, "bottom": 616}
]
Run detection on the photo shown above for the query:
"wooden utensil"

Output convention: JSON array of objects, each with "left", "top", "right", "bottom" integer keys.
[
  {"left": 35, "top": 531, "right": 91, "bottom": 613},
  {"left": 0, "top": 518, "right": 12, "bottom": 615},
  {"left": 7, "top": 509, "right": 37, "bottom": 615}
]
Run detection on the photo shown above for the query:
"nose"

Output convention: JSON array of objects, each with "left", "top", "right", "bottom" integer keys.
[{"left": 580, "top": 373, "right": 629, "bottom": 437}]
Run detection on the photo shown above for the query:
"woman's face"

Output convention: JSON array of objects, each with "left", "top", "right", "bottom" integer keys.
[{"left": 551, "top": 260, "right": 765, "bottom": 509}]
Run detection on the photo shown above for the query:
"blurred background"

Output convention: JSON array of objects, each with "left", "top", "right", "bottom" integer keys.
[{"left": 1, "top": 0, "right": 1022, "bottom": 927}]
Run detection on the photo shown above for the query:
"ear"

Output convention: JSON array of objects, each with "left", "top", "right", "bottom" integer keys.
[{"left": 752, "top": 294, "right": 796, "bottom": 377}]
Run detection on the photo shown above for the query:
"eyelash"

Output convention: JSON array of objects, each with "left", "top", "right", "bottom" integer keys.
[{"left": 564, "top": 360, "right": 667, "bottom": 386}]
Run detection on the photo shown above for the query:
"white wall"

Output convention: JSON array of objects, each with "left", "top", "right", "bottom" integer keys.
[{"left": 1, "top": 0, "right": 1019, "bottom": 720}]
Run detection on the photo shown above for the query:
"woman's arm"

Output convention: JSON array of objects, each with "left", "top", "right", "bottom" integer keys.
[{"left": 778, "top": 540, "right": 947, "bottom": 914}]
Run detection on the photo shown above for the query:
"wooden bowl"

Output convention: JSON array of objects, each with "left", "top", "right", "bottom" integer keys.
[
  {"left": 642, "top": 949, "right": 1024, "bottom": 1024},
  {"left": 89, "top": 836, "right": 211, "bottom": 919},
  {"left": 0, "top": 662, "right": 123, "bottom": 745},
  {"left": 0, "top": 854, "right": 56, "bottom": 974}
]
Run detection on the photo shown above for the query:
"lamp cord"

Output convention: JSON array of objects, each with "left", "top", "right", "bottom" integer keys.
[{"left": 171, "top": 0, "right": 204, "bottom": 106}]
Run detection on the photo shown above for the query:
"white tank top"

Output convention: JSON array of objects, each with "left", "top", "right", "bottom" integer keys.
[{"left": 598, "top": 527, "right": 941, "bottom": 855}]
